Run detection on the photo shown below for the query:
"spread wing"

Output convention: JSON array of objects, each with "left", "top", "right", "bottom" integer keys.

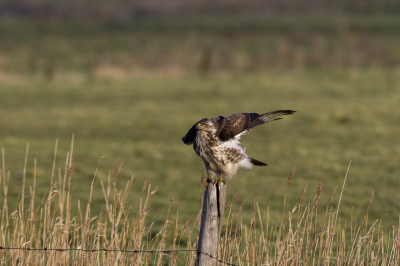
[
  {"left": 181, "top": 116, "right": 224, "bottom": 145},
  {"left": 218, "top": 110, "right": 296, "bottom": 141},
  {"left": 218, "top": 113, "right": 258, "bottom": 141}
]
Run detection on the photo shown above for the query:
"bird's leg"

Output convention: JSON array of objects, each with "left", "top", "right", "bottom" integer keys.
[
  {"left": 216, "top": 173, "right": 226, "bottom": 186},
  {"left": 205, "top": 173, "right": 213, "bottom": 188}
]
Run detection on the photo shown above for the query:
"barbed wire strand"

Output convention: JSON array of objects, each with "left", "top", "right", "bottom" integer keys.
[{"left": 0, "top": 246, "right": 237, "bottom": 266}]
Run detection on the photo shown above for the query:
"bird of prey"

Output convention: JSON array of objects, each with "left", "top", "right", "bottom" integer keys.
[{"left": 182, "top": 110, "right": 295, "bottom": 186}]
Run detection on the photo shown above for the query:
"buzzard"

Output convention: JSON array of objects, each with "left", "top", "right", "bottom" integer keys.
[{"left": 182, "top": 110, "right": 296, "bottom": 185}]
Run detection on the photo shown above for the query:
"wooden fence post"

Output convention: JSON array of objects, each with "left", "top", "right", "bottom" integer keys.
[{"left": 195, "top": 181, "right": 227, "bottom": 266}]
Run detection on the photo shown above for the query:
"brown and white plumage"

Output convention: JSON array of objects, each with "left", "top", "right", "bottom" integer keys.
[{"left": 182, "top": 110, "right": 295, "bottom": 180}]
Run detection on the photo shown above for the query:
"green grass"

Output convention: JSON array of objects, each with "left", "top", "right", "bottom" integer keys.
[
  {"left": 0, "top": 18, "right": 400, "bottom": 234},
  {"left": 1, "top": 69, "right": 400, "bottom": 232}
]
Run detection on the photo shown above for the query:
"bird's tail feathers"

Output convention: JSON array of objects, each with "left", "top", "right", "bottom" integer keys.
[{"left": 250, "top": 157, "right": 268, "bottom": 166}]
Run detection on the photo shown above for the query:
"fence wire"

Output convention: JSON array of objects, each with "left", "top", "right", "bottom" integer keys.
[{"left": 0, "top": 246, "right": 237, "bottom": 266}]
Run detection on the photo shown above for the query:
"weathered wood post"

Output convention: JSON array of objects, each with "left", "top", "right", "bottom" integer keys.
[{"left": 195, "top": 181, "right": 227, "bottom": 266}]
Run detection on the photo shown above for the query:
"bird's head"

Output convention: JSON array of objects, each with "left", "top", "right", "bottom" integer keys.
[
  {"left": 196, "top": 119, "right": 213, "bottom": 131},
  {"left": 182, "top": 118, "right": 212, "bottom": 145}
]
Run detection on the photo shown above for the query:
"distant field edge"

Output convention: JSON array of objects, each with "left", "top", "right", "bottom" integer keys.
[{"left": 1, "top": 15, "right": 400, "bottom": 34}]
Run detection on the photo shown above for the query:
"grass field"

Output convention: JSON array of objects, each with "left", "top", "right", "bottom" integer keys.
[{"left": 1, "top": 17, "right": 400, "bottom": 253}]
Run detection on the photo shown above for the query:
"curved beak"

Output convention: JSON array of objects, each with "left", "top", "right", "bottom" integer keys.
[{"left": 197, "top": 123, "right": 205, "bottom": 130}]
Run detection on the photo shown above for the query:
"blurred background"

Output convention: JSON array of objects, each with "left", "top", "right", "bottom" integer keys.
[{"left": 1, "top": 0, "right": 400, "bottom": 232}]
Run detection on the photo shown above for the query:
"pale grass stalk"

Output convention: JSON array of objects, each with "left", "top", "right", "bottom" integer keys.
[
  {"left": 169, "top": 211, "right": 179, "bottom": 266},
  {"left": 276, "top": 168, "right": 296, "bottom": 265},
  {"left": 21, "top": 143, "right": 29, "bottom": 227},
  {"left": 365, "top": 189, "right": 374, "bottom": 233}
]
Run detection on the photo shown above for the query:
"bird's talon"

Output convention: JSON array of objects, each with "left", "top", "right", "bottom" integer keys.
[
  {"left": 216, "top": 174, "right": 226, "bottom": 186},
  {"left": 205, "top": 174, "right": 213, "bottom": 188}
]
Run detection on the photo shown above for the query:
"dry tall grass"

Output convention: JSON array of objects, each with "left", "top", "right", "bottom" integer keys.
[{"left": 1, "top": 139, "right": 399, "bottom": 265}]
